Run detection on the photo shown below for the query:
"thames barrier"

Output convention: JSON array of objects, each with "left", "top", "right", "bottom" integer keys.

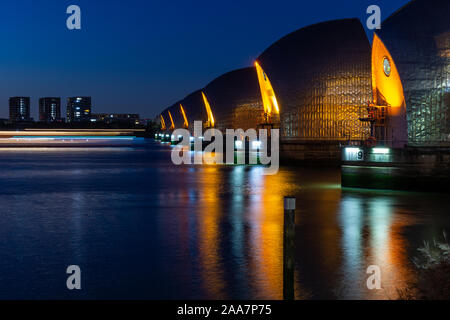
[{"left": 155, "top": 0, "right": 449, "bottom": 192}]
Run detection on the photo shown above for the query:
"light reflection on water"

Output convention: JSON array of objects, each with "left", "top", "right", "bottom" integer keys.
[{"left": 0, "top": 141, "right": 449, "bottom": 299}]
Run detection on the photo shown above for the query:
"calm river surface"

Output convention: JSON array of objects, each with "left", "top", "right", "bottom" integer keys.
[{"left": 0, "top": 140, "right": 449, "bottom": 299}]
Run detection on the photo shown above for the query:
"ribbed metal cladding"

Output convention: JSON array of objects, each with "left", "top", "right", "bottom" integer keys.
[
  {"left": 376, "top": 0, "right": 450, "bottom": 146},
  {"left": 257, "top": 19, "right": 372, "bottom": 142},
  {"left": 203, "top": 67, "right": 265, "bottom": 132}
]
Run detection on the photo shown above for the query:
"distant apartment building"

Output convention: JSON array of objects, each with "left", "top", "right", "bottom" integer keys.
[
  {"left": 9, "top": 97, "right": 31, "bottom": 122},
  {"left": 92, "top": 113, "right": 140, "bottom": 125},
  {"left": 66, "top": 97, "right": 92, "bottom": 122},
  {"left": 39, "top": 97, "right": 61, "bottom": 122}
]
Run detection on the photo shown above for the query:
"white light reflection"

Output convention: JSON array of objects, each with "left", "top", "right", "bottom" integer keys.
[
  {"left": 368, "top": 198, "right": 393, "bottom": 267},
  {"left": 339, "top": 195, "right": 364, "bottom": 298}
]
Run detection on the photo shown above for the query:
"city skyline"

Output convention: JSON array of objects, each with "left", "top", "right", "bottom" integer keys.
[
  {"left": 0, "top": 0, "right": 410, "bottom": 120},
  {"left": 5, "top": 95, "right": 143, "bottom": 123}
]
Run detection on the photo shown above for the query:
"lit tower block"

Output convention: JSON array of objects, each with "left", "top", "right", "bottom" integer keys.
[
  {"left": 180, "top": 104, "right": 189, "bottom": 129},
  {"left": 360, "top": 34, "right": 407, "bottom": 147},
  {"left": 168, "top": 111, "right": 175, "bottom": 130},
  {"left": 255, "top": 61, "right": 280, "bottom": 129},
  {"left": 160, "top": 114, "right": 166, "bottom": 131},
  {"left": 201, "top": 91, "right": 215, "bottom": 129}
]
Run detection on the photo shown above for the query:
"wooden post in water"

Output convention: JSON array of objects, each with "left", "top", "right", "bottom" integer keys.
[{"left": 283, "top": 196, "right": 296, "bottom": 300}]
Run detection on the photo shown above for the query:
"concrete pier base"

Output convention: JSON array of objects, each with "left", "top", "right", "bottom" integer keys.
[
  {"left": 341, "top": 147, "right": 450, "bottom": 192},
  {"left": 280, "top": 141, "right": 342, "bottom": 165}
]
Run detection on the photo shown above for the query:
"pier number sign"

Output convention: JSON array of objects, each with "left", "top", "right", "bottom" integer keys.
[{"left": 344, "top": 148, "right": 364, "bottom": 161}]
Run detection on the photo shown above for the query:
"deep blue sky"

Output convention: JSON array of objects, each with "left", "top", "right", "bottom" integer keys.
[{"left": 0, "top": 0, "right": 410, "bottom": 119}]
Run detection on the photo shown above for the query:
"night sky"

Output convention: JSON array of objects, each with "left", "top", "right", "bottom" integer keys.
[{"left": 0, "top": 0, "right": 410, "bottom": 119}]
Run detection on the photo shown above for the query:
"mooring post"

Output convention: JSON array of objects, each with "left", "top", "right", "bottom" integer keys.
[{"left": 283, "top": 196, "right": 296, "bottom": 300}]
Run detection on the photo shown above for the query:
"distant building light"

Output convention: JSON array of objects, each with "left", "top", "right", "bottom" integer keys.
[
  {"left": 235, "top": 140, "right": 243, "bottom": 149},
  {"left": 345, "top": 147, "right": 360, "bottom": 153},
  {"left": 373, "top": 148, "right": 390, "bottom": 154},
  {"left": 252, "top": 140, "right": 262, "bottom": 149}
]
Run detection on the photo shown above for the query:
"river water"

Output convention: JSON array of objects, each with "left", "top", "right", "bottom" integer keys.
[{"left": 0, "top": 140, "right": 449, "bottom": 299}]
